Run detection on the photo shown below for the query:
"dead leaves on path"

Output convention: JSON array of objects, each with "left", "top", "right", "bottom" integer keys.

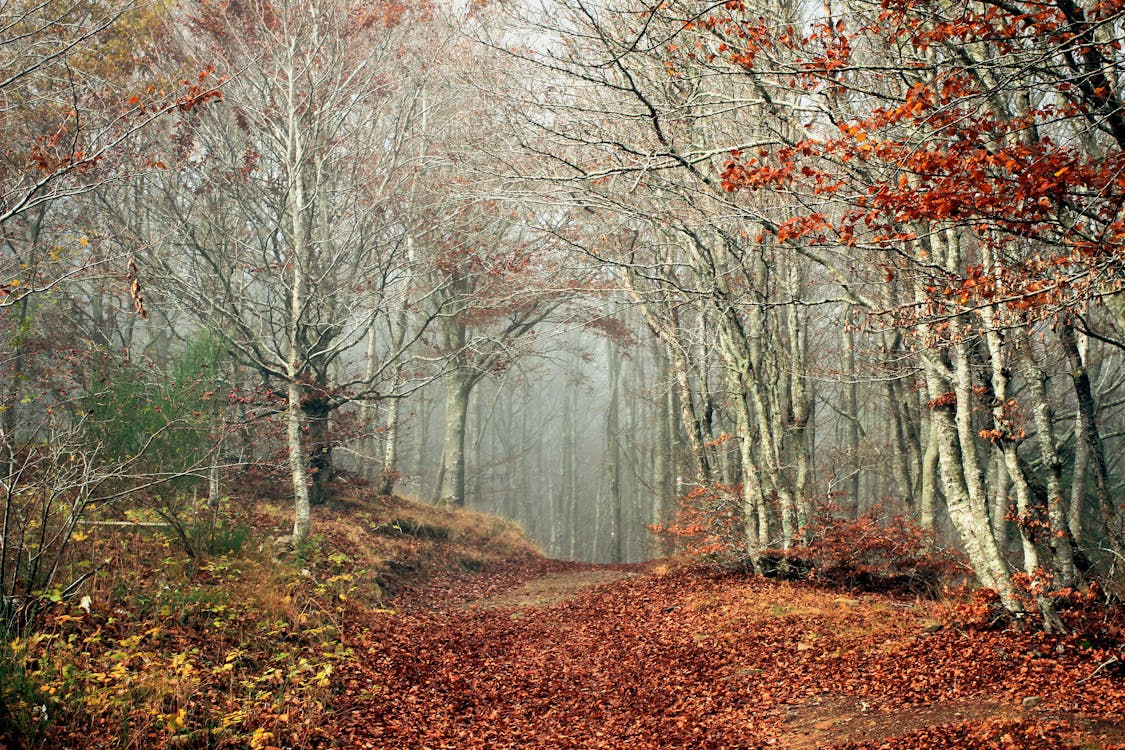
[{"left": 332, "top": 566, "right": 1125, "bottom": 749}]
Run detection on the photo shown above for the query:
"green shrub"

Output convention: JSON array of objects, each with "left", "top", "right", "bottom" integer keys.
[
  {"left": 84, "top": 330, "right": 229, "bottom": 496},
  {"left": 159, "top": 510, "right": 249, "bottom": 560},
  {"left": 0, "top": 632, "right": 50, "bottom": 749}
]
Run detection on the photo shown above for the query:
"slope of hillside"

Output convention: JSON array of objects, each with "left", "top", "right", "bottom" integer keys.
[{"left": 0, "top": 492, "right": 541, "bottom": 750}]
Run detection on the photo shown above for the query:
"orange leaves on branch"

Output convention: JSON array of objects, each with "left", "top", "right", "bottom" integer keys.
[
  {"left": 127, "top": 259, "right": 148, "bottom": 320},
  {"left": 656, "top": 483, "right": 747, "bottom": 559},
  {"left": 927, "top": 391, "right": 956, "bottom": 410},
  {"left": 721, "top": 155, "right": 793, "bottom": 191},
  {"left": 704, "top": 432, "right": 735, "bottom": 448},
  {"left": 176, "top": 67, "right": 225, "bottom": 112},
  {"left": 774, "top": 213, "right": 828, "bottom": 243},
  {"left": 699, "top": 0, "right": 1125, "bottom": 335}
]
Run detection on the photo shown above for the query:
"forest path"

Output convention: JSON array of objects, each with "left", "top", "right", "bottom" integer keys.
[
  {"left": 334, "top": 562, "right": 1125, "bottom": 750},
  {"left": 462, "top": 567, "right": 639, "bottom": 610}
]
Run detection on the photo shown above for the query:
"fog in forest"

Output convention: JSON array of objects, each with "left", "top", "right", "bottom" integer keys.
[{"left": 6, "top": 0, "right": 1125, "bottom": 635}]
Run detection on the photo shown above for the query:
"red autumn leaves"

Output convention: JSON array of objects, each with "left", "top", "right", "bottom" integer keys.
[{"left": 332, "top": 562, "right": 1125, "bottom": 749}]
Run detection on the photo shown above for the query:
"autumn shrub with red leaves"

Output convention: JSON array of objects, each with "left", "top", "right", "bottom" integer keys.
[
  {"left": 771, "top": 504, "right": 972, "bottom": 597},
  {"left": 652, "top": 483, "right": 750, "bottom": 561},
  {"left": 658, "top": 492, "right": 969, "bottom": 596},
  {"left": 943, "top": 585, "right": 1007, "bottom": 630}
]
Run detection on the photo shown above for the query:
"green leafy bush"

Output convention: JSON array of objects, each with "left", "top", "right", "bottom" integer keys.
[{"left": 84, "top": 330, "right": 229, "bottom": 491}]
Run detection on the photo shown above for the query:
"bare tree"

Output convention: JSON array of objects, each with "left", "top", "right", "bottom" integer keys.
[{"left": 135, "top": 0, "right": 447, "bottom": 542}]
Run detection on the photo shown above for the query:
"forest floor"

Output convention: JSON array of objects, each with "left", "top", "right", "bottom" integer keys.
[
  {"left": 334, "top": 555, "right": 1125, "bottom": 750},
  {"left": 6, "top": 492, "right": 1125, "bottom": 750}
]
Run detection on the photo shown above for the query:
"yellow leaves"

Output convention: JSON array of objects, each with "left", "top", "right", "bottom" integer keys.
[
  {"left": 212, "top": 648, "right": 244, "bottom": 674},
  {"left": 108, "top": 660, "right": 129, "bottom": 681},
  {"left": 220, "top": 709, "right": 247, "bottom": 731},
  {"left": 117, "top": 632, "right": 144, "bottom": 649},
  {"left": 158, "top": 707, "right": 187, "bottom": 732},
  {"left": 212, "top": 661, "right": 236, "bottom": 674},
  {"left": 170, "top": 651, "right": 194, "bottom": 676},
  {"left": 250, "top": 727, "right": 278, "bottom": 750}
]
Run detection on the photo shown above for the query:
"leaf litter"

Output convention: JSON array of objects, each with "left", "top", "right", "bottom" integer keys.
[{"left": 332, "top": 562, "right": 1125, "bottom": 749}]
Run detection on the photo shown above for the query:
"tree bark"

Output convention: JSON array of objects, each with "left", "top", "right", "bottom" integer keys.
[
  {"left": 288, "top": 378, "right": 311, "bottom": 544},
  {"left": 1017, "top": 330, "right": 1076, "bottom": 588},
  {"left": 1058, "top": 316, "right": 1120, "bottom": 558},
  {"left": 842, "top": 323, "right": 861, "bottom": 513},
  {"left": 378, "top": 397, "right": 401, "bottom": 496},
  {"left": 305, "top": 388, "right": 333, "bottom": 506},
  {"left": 653, "top": 345, "right": 675, "bottom": 557},
  {"left": 439, "top": 369, "right": 472, "bottom": 507},
  {"left": 606, "top": 331, "right": 624, "bottom": 563}
]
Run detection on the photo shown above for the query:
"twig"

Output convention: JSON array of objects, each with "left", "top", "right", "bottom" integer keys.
[
  {"left": 78, "top": 520, "right": 171, "bottom": 528},
  {"left": 1076, "top": 655, "right": 1121, "bottom": 685}
]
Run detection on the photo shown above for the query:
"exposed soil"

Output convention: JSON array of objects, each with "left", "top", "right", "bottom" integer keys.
[
  {"left": 463, "top": 568, "right": 638, "bottom": 609},
  {"left": 782, "top": 694, "right": 1013, "bottom": 749}
]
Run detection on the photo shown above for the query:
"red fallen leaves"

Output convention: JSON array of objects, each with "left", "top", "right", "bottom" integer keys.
[{"left": 328, "top": 565, "right": 1125, "bottom": 749}]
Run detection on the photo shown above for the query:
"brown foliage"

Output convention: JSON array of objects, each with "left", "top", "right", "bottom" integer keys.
[
  {"left": 9, "top": 492, "right": 1124, "bottom": 749},
  {"left": 333, "top": 565, "right": 1125, "bottom": 749},
  {"left": 775, "top": 504, "right": 973, "bottom": 597}
]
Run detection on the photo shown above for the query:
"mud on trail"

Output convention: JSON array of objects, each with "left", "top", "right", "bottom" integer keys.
[{"left": 332, "top": 561, "right": 1125, "bottom": 750}]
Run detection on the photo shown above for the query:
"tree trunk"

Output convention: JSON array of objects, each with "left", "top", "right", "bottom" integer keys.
[
  {"left": 378, "top": 397, "right": 401, "bottom": 496},
  {"left": 786, "top": 274, "right": 812, "bottom": 527},
  {"left": 1058, "top": 316, "right": 1119, "bottom": 558},
  {"left": 735, "top": 389, "right": 766, "bottom": 556},
  {"left": 653, "top": 346, "right": 675, "bottom": 557},
  {"left": 607, "top": 333, "right": 624, "bottom": 564},
  {"left": 919, "top": 410, "right": 940, "bottom": 531},
  {"left": 1017, "top": 331, "right": 1076, "bottom": 588},
  {"left": 841, "top": 322, "right": 861, "bottom": 513},
  {"left": 916, "top": 230, "right": 1020, "bottom": 612},
  {"left": 439, "top": 369, "right": 472, "bottom": 507},
  {"left": 288, "top": 378, "right": 311, "bottom": 544},
  {"left": 978, "top": 303, "right": 1037, "bottom": 572},
  {"left": 285, "top": 44, "right": 312, "bottom": 544},
  {"left": 1069, "top": 397, "right": 1089, "bottom": 548},
  {"left": 305, "top": 390, "right": 333, "bottom": 506}
]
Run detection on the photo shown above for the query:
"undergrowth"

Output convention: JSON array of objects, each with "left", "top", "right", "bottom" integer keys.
[
  {"left": 772, "top": 504, "right": 972, "bottom": 597},
  {"left": 0, "top": 491, "right": 536, "bottom": 749},
  {"left": 659, "top": 492, "right": 970, "bottom": 598}
]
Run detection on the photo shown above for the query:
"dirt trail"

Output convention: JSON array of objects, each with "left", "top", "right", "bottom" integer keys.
[
  {"left": 335, "top": 563, "right": 1125, "bottom": 750},
  {"left": 781, "top": 694, "right": 1015, "bottom": 749},
  {"left": 463, "top": 568, "right": 637, "bottom": 609}
]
